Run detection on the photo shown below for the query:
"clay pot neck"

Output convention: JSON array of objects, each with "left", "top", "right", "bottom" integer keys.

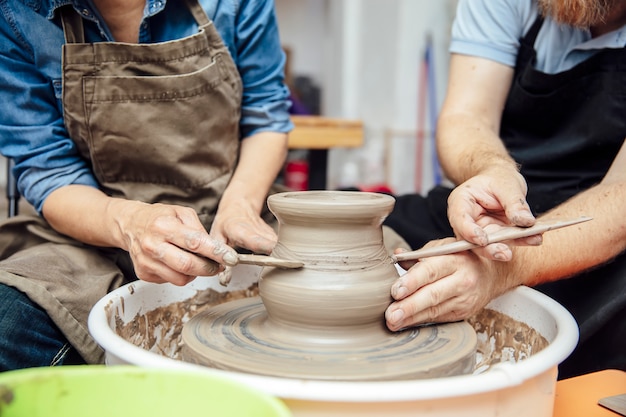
[{"left": 259, "top": 191, "right": 399, "bottom": 334}]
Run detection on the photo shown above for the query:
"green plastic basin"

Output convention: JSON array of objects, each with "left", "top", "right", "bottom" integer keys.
[{"left": 0, "top": 365, "right": 291, "bottom": 417}]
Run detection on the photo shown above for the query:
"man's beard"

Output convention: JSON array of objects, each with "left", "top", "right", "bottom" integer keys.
[{"left": 537, "top": 0, "right": 617, "bottom": 28}]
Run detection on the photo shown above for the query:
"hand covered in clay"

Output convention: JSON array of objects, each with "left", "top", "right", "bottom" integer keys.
[
  {"left": 209, "top": 197, "right": 277, "bottom": 287},
  {"left": 385, "top": 239, "right": 519, "bottom": 330},
  {"left": 447, "top": 167, "right": 540, "bottom": 261},
  {"left": 118, "top": 201, "right": 239, "bottom": 286},
  {"left": 210, "top": 197, "right": 277, "bottom": 256}
]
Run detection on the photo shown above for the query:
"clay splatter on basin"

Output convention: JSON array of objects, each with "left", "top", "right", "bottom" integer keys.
[
  {"left": 114, "top": 284, "right": 259, "bottom": 359},
  {"left": 112, "top": 284, "right": 548, "bottom": 374}
]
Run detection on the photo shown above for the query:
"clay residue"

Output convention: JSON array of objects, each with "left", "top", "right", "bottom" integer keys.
[
  {"left": 467, "top": 308, "right": 548, "bottom": 373},
  {"left": 115, "top": 289, "right": 548, "bottom": 374},
  {"left": 115, "top": 284, "right": 258, "bottom": 359}
]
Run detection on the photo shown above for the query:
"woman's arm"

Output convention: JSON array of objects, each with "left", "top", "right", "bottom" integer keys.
[
  {"left": 209, "top": 0, "right": 292, "bottom": 254},
  {"left": 211, "top": 131, "right": 288, "bottom": 254}
]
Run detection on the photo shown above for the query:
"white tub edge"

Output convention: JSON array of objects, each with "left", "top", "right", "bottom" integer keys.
[{"left": 88, "top": 283, "right": 579, "bottom": 403}]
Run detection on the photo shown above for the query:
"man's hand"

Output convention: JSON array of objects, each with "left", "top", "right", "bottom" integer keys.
[
  {"left": 447, "top": 166, "right": 540, "bottom": 261},
  {"left": 385, "top": 241, "right": 516, "bottom": 330}
]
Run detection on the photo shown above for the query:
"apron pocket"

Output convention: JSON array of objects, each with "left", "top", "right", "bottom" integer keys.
[{"left": 81, "top": 54, "right": 240, "bottom": 189}]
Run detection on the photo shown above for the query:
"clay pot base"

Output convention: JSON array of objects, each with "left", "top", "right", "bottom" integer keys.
[{"left": 181, "top": 297, "right": 477, "bottom": 381}]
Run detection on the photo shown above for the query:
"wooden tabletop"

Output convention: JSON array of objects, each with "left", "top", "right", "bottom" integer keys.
[
  {"left": 553, "top": 369, "right": 626, "bottom": 417},
  {"left": 288, "top": 116, "right": 364, "bottom": 149}
]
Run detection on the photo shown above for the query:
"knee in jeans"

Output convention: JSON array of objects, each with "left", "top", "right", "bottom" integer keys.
[{"left": 0, "top": 284, "right": 83, "bottom": 369}]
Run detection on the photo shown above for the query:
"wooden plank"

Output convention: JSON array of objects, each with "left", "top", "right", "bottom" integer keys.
[{"left": 288, "top": 116, "right": 364, "bottom": 149}]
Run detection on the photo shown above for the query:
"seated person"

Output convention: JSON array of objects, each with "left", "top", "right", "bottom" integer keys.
[
  {"left": 384, "top": 0, "right": 626, "bottom": 379},
  {"left": 0, "top": 0, "right": 291, "bottom": 370}
]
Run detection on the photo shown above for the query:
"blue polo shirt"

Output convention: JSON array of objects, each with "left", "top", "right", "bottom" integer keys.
[
  {"left": 0, "top": 0, "right": 292, "bottom": 213},
  {"left": 450, "top": 0, "right": 626, "bottom": 74}
]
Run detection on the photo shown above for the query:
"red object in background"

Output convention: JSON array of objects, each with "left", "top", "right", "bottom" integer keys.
[
  {"left": 284, "top": 160, "right": 309, "bottom": 191},
  {"left": 360, "top": 184, "right": 394, "bottom": 194}
]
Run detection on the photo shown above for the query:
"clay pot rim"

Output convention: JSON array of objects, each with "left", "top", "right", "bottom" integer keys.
[{"left": 268, "top": 190, "right": 395, "bottom": 208}]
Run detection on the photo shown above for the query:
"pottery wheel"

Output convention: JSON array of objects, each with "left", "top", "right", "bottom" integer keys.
[{"left": 181, "top": 297, "right": 477, "bottom": 381}]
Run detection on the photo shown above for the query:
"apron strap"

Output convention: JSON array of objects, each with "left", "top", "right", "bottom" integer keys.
[
  {"left": 523, "top": 15, "right": 544, "bottom": 46},
  {"left": 183, "top": 0, "right": 212, "bottom": 27},
  {"left": 59, "top": 6, "right": 86, "bottom": 44}
]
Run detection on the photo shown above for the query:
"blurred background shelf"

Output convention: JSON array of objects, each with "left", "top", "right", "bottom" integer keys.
[
  {"left": 289, "top": 116, "right": 363, "bottom": 150},
  {"left": 288, "top": 116, "right": 364, "bottom": 190}
]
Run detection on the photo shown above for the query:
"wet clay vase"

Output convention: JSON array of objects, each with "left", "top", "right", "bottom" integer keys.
[
  {"left": 259, "top": 191, "right": 399, "bottom": 340},
  {"left": 181, "top": 191, "right": 477, "bottom": 381}
]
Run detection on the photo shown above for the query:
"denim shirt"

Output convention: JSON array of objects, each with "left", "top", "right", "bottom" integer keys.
[{"left": 0, "top": 0, "right": 293, "bottom": 213}]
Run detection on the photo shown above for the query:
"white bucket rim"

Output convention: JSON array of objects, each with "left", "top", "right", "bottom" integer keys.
[{"left": 88, "top": 280, "right": 578, "bottom": 403}]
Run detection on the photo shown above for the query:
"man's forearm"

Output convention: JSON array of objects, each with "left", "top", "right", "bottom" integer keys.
[
  {"left": 435, "top": 55, "right": 518, "bottom": 186},
  {"left": 436, "top": 112, "right": 519, "bottom": 186},
  {"left": 500, "top": 180, "right": 626, "bottom": 288}
]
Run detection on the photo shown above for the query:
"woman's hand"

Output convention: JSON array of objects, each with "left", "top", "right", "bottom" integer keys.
[
  {"left": 115, "top": 201, "right": 240, "bottom": 286},
  {"left": 207, "top": 131, "right": 287, "bottom": 256},
  {"left": 43, "top": 185, "right": 241, "bottom": 286},
  {"left": 210, "top": 196, "right": 277, "bottom": 255}
]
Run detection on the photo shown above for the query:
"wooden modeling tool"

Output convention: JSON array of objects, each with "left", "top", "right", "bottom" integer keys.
[
  {"left": 236, "top": 253, "right": 305, "bottom": 269},
  {"left": 237, "top": 216, "right": 592, "bottom": 269},
  {"left": 391, "top": 216, "right": 592, "bottom": 263}
]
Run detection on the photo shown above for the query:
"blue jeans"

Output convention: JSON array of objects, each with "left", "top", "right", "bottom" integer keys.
[{"left": 0, "top": 283, "right": 85, "bottom": 370}]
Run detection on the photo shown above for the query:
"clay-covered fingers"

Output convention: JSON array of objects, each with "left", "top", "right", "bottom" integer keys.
[
  {"left": 131, "top": 234, "right": 233, "bottom": 286},
  {"left": 167, "top": 206, "right": 239, "bottom": 266},
  {"left": 132, "top": 254, "right": 210, "bottom": 286},
  {"left": 447, "top": 172, "right": 535, "bottom": 248},
  {"left": 217, "top": 266, "right": 233, "bottom": 287},
  {"left": 224, "top": 220, "right": 277, "bottom": 255},
  {"left": 211, "top": 207, "right": 277, "bottom": 255},
  {"left": 447, "top": 185, "right": 506, "bottom": 246},
  {"left": 385, "top": 254, "right": 487, "bottom": 331},
  {"left": 469, "top": 242, "right": 513, "bottom": 262},
  {"left": 123, "top": 203, "right": 239, "bottom": 286},
  {"left": 473, "top": 223, "right": 543, "bottom": 261}
]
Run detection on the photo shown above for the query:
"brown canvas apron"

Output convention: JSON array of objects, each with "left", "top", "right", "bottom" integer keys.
[{"left": 0, "top": 0, "right": 244, "bottom": 363}]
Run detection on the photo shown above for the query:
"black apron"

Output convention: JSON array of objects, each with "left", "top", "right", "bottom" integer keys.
[
  {"left": 506, "top": 16, "right": 626, "bottom": 379},
  {"left": 501, "top": 16, "right": 626, "bottom": 214}
]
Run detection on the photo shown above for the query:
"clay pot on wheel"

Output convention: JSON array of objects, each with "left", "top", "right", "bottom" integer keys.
[
  {"left": 181, "top": 190, "right": 477, "bottom": 381},
  {"left": 260, "top": 191, "right": 399, "bottom": 340}
]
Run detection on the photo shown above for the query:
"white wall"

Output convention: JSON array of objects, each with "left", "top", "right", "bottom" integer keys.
[
  {"left": 275, "top": 0, "right": 458, "bottom": 194},
  {"left": 274, "top": 0, "right": 327, "bottom": 86}
]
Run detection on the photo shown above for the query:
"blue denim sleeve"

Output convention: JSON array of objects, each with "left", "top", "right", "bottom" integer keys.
[
  {"left": 233, "top": 0, "right": 294, "bottom": 138},
  {"left": 0, "top": 3, "right": 99, "bottom": 214}
]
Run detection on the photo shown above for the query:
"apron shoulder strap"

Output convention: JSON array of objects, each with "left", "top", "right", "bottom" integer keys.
[
  {"left": 59, "top": 5, "right": 86, "bottom": 44},
  {"left": 183, "top": 0, "right": 212, "bottom": 27},
  {"left": 522, "top": 15, "right": 544, "bottom": 47}
]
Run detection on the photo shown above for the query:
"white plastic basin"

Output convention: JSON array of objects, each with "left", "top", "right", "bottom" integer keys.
[{"left": 88, "top": 265, "right": 578, "bottom": 417}]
